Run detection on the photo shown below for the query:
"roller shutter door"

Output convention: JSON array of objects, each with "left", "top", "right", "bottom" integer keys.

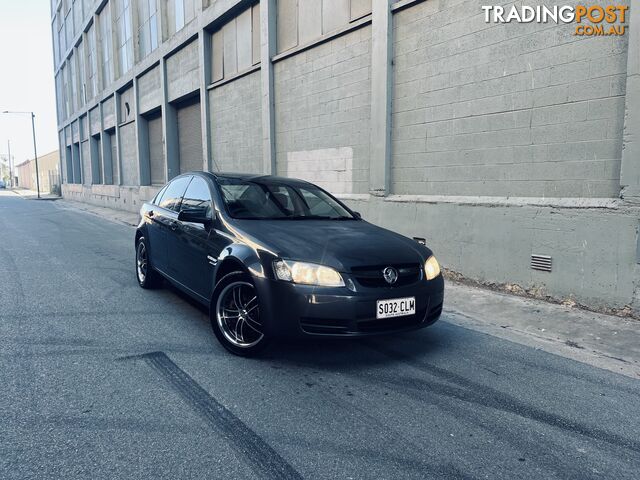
[
  {"left": 148, "top": 112, "right": 165, "bottom": 185},
  {"left": 177, "top": 98, "right": 202, "bottom": 174}
]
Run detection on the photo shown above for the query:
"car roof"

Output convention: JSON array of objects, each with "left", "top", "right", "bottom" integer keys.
[{"left": 187, "top": 171, "right": 314, "bottom": 186}]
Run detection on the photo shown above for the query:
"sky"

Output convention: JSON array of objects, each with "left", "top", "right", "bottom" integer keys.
[{"left": 0, "top": 0, "right": 58, "bottom": 167}]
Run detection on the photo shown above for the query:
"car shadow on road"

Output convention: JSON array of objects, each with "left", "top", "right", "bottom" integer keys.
[
  {"left": 264, "top": 326, "right": 451, "bottom": 371},
  {"left": 160, "top": 278, "right": 449, "bottom": 369}
]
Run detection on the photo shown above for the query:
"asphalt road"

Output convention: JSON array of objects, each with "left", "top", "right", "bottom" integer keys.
[{"left": 1, "top": 191, "right": 639, "bottom": 480}]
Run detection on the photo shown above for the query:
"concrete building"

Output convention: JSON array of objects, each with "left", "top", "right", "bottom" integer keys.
[
  {"left": 15, "top": 150, "right": 61, "bottom": 193},
  {"left": 51, "top": 0, "right": 640, "bottom": 313}
]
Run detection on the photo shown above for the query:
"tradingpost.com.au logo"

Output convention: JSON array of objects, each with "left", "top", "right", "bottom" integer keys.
[{"left": 482, "top": 5, "right": 629, "bottom": 36}]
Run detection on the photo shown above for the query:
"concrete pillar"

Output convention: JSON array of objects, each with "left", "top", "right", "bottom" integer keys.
[
  {"left": 114, "top": 91, "right": 123, "bottom": 185},
  {"left": 76, "top": 120, "right": 85, "bottom": 184},
  {"left": 199, "top": 30, "right": 213, "bottom": 171},
  {"left": 58, "top": 130, "right": 66, "bottom": 185},
  {"left": 81, "top": 119, "right": 88, "bottom": 185},
  {"left": 93, "top": 14, "right": 104, "bottom": 92},
  {"left": 369, "top": 0, "right": 393, "bottom": 197},
  {"left": 100, "top": 102, "right": 114, "bottom": 185},
  {"left": 620, "top": 0, "right": 640, "bottom": 203},
  {"left": 161, "top": 57, "right": 180, "bottom": 180},
  {"left": 260, "top": 0, "right": 276, "bottom": 175},
  {"left": 134, "top": 77, "right": 151, "bottom": 185}
]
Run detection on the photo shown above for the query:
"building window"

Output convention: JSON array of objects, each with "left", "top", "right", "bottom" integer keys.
[
  {"left": 137, "top": 0, "right": 159, "bottom": 60},
  {"left": 169, "top": 0, "right": 195, "bottom": 35},
  {"left": 175, "top": 0, "right": 184, "bottom": 31},
  {"left": 211, "top": 4, "right": 260, "bottom": 83},
  {"left": 114, "top": 0, "right": 134, "bottom": 75},
  {"left": 64, "top": 0, "right": 73, "bottom": 49},
  {"left": 61, "top": 64, "right": 70, "bottom": 119},
  {"left": 83, "top": 0, "right": 92, "bottom": 18},
  {"left": 55, "top": 73, "right": 64, "bottom": 123},
  {"left": 86, "top": 23, "right": 98, "bottom": 98},
  {"left": 52, "top": 24, "right": 59, "bottom": 67},
  {"left": 99, "top": 2, "right": 114, "bottom": 86},
  {"left": 73, "top": 0, "right": 82, "bottom": 36},
  {"left": 276, "top": 0, "right": 372, "bottom": 53},
  {"left": 69, "top": 53, "right": 78, "bottom": 114},
  {"left": 57, "top": 8, "right": 65, "bottom": 62},
  {"left": 77, "top": 42, "right": 87, "bottom": 106}
]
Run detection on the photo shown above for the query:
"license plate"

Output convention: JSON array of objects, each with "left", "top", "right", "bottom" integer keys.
[{"left": 376, "top": 297, "right": 416, "bottom": 319}]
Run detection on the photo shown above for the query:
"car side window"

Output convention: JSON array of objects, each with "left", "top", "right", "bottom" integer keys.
[
  {"left": 181, "top": 177, "right": 212, "bottom": 218},
  {"left": 158, "top": 176, "right": 191, "bottom": 212},
  {"left": 152, "top": 184, "right": 169, "bottom": 206}
]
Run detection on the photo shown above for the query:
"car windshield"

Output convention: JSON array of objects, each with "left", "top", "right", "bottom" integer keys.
[{"left": 217, "top": 178, "right": 355, "bottom": 220}]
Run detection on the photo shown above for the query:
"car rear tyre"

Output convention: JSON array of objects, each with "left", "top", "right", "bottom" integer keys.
[
  {"left": 210, "top": 271, "right": 269, "bottom": 356},
  {"left": 136, "top": 237, "right": 161, "bottom": 289}
]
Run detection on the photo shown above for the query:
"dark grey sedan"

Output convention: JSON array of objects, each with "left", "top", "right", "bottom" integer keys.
[{"left": 135, "top": 172, "right": 444, "bottom": 355}]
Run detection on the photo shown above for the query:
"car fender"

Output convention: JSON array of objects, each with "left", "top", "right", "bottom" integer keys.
[{"left": 215, "top": 243, "right": 268, "bottom": 282}]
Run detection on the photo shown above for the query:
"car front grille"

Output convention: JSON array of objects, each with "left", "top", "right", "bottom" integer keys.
[{"left": 351, "top": 263, "right": 422, "bottom": 288}]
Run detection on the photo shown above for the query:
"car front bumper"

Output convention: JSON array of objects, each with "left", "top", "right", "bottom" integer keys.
[{"left": 253, "top": 274, "right": 444, "bottom": 339}]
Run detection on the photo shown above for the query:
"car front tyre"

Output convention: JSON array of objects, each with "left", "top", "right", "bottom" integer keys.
[
  {"left": 210, "top": 271, "right": 269, "bottom": 356},
  {"left": 135, "top": 236, "right": 161, "bottom": 289}
]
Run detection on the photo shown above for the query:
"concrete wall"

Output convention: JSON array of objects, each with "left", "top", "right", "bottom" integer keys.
[
  {"left": 102, "top": 96, "right": 116, "bottom": 129},
  {"left": 166, "top": 39, "right": 200, "bottom": 102},
  {"left": 210, "top": 70, "right": 263, "bottom": 173},
  {"left": 391, "top": 0, "right": 629, "bottom": 198},
  {"left": 52, "top": 0, "right": 640, "bottom": 314},
  {"left": 342, "top": 195, "right": 637, "bottom": 310},
  {"left": 138, "top": 65, "right": 162, "bottom": 113},
  {"left": 274, "top": 26, "right": 372, "bottom": 194},
  {"left": 62, "top": 183, "right": 161, "bottom": 213}
]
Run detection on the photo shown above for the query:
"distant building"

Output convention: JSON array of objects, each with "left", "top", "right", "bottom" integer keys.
[
  {"left": 51, "top": 1, "right": 640, "bottom": 314},
  {"left": 15, "top": 150, "right": 60, "bottom": 193}
]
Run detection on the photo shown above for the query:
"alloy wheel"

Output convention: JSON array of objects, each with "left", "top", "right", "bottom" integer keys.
[
  {"left": 216, "top": 281, "right": 263, "bottom": 348},
  {"left": 136, "top": 241, "right": 147, "bottom": 283}
]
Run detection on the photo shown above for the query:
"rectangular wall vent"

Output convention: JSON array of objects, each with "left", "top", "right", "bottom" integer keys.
[{"left": 531, "top": 254, "right": 552, "bottom": 272}]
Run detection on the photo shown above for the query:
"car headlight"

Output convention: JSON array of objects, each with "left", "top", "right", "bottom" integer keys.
[
  {"left": 424, "top": 256, "right": 441, "bottom": 280},
  {"left": 273, "top": 260, "right": 345, "bottom": 287}
]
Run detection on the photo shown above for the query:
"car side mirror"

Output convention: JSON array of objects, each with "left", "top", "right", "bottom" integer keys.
[
  {"left": 178, "top": 208, "right": 212, "bottom": 226},
  {"left": 353, "top": 211, "right": 362, "bottom": 219}
]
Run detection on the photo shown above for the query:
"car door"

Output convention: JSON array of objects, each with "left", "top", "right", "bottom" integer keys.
[
  {"left": 153, "top": 175, "right": 192, "bottom": 275},
  {"left": 145, "top": 184, "right": 169, "bottom": 272},
  {"left": 170, "top": 176, "right": 223, "bottom": 300}
]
